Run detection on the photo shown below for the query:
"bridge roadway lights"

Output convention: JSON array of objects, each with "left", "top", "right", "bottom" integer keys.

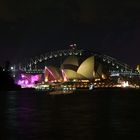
[{"left": 24, "top": 69, "right": 44, "bottom": 74}]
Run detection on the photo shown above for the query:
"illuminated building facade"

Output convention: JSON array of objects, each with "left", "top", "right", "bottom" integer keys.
[
  {"left": 16, "top": 73, "right": 43, "bottom": 88},
  {"left": 136, "top": 65, "right": 140, "bottom": 73}
]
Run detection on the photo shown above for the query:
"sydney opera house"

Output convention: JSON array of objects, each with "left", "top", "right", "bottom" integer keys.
[{"left": 44, "top": 55, "right": 107, "bottom": 82}]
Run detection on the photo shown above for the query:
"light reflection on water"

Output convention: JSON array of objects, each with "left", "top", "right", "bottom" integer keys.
[{"left": 0, "top": 90, "right": 140, "bottom": 140}]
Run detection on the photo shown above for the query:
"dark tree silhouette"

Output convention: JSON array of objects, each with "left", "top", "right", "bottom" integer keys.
[{"left": 0, "top": 64, "right": 21, "bottom": 91}]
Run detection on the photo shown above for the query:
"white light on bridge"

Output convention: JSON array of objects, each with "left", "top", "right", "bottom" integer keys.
[{"left": 10, "top": 66, "right": 14, "bottom": 70}]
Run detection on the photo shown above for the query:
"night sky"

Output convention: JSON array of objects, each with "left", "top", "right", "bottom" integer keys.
[{"left": 0, "top": 0, "right": 140, "bottom": 67}]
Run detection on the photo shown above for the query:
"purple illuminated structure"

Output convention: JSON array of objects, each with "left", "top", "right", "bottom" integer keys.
[{"left": 17, "top": 74, "right": 42, "bottom": 88}]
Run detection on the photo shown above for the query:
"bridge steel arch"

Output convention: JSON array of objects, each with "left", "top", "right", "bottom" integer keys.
[{"left": 19, "top": 49, "right": 133, "bottom": 72}]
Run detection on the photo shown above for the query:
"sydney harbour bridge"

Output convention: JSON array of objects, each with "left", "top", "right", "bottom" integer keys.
[{"left": 17, "top": 48, "right": 133, "bottom": 74}]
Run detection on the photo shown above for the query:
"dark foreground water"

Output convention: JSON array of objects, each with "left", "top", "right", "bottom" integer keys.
[{"left": 0, "top": 89, "right": 140, "bottom": 140}]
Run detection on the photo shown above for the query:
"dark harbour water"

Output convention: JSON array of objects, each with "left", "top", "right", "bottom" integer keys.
[{"left": 0, "top": 89, "right": 140, "bottom": 140}]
